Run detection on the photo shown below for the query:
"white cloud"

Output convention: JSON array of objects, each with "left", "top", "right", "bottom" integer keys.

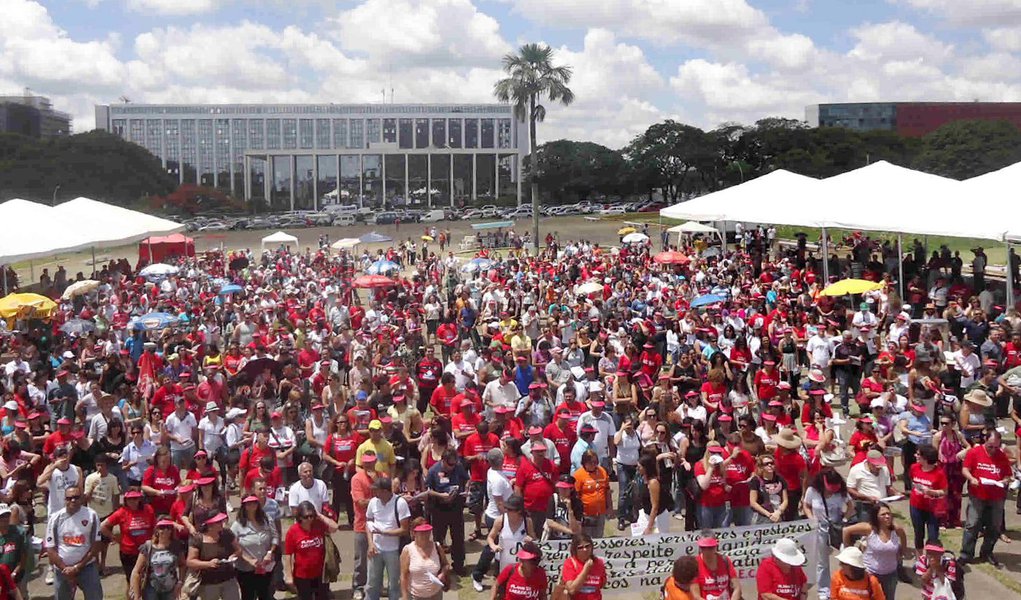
[
  {"left": 896, "top": 0, "right": 1021, "bottom": 26},
  {"left": 126, "top": 0, "right": 218, "bottom": 15},
  {"left": 848, "top": 21, "right": 952, "bottom": 64},
  {"left": 983, "top": 27, "right": 1021, "bottom": 52}
]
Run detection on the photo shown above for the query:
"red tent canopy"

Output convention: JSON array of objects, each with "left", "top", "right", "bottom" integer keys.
[{"left": 139, "top": 233, "right": 195, "bottom": 264}]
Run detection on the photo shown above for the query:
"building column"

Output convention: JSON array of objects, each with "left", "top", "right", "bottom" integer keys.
[
  {"left": 404, "top": 154, "right": 410, "bottom": 208},
  {"left": 450, "top": 153, "right": 455, "bottom": 208},
  {"left": 263, "top": 155, "right": 271, "bottom": 204},
  {"left": 312, "top": 154, "right": 319, "bottom": 212},
  {"left": 243, "top": 155, "right": 251, "bottom": 203},
  {"left": 516, "top": 155, "right": 522, "bottom": 207},
  {"left": 494, "top": 154, "right": 499, "bottom": 200},
  {"left": 358, "top": 155, "right": 364, "bottom": 209},
  {"left": 289, "top": 156, "right": 296, "bottom": 212},
  {"left": 381, "top": 154, "right": 387, "bottom": 208},
  {"left": 336, "top": 154, "right": 342, "bottom": 207},
  {"left": 427, "top": 154, "right": 432, "bottom": 208},
  {"left": 471, "top": 153, "right": 477, "bottom": 202}
]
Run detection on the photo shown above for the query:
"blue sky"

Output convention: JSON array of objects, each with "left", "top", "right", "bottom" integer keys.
[{"left": 3, "top": 0, "right": 1021, "bottom": 147}]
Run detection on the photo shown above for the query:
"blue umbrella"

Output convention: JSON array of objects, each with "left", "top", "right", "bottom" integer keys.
[
  {"left": 461, "top": 258, "right": 494, "bottom": 273},
  {"left": 61, "top": 318, "right": 96, "bottom": 336},
  {"left": 690, "top": 294, "right": 726, "bottom": 308},
  {"left": 130, "top": 312, "right": 179, "bottom": 331},
  {"left": 359, "top": 231, "right": 393, "bottom": 244},
  {"left": 367, "top": 260, "right": 400, "bottom": 275},
  {"left": 219, "top": 284, "right": 244, "bottom": 295}
]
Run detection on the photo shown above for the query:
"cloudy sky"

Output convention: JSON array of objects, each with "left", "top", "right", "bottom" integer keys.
[{"left": 3, "top": 0, "right": 1021, "bottom": 148}]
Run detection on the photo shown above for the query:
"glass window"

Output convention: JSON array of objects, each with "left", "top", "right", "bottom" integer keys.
[
  {"left": 249, "top": 157, "right": 266, "bottom": 203},
  {"left": 266, "top": 119, "right": 281, "bottom": 149},
  {"left": 333, "top": 119, "right": 348, "bottom": 149},
  {"left": 398, "top": 119, "right": 413, "bottom": 149},
  {"left": 283, "top": 119, "right": 298, "bottom": 149},
  {"left": 465, "top": 119, "right": 478, "bottom": 148},
  {"left": 317, "top": 155, "right": 338, "bottom": 209},
  {"left": 249, "top": 120, "right": 264, "bottom": 150},
  {"left": 366, "top": 119, "right": 381, "bottom": 144},
  {"left": 383, "top": 119, "right": 397, "bottom": 144},
  {"left": 415, "top": 119, "right": 429, "bottom": 149},
  {"left": 498, "top": 156, "right": 515, "bottom": 201},
  {"left": 232, "top": 119, "right": 247, "bottom": 193},
  {"left": 144, "top": 120, "right": 162, "bottom": 158},
  {"left": 197, "top": 119, "right": 214, "bottom": 187},
  {"left": 498, "top": 119, "right": 512, "bottom": 149},
  {"left": 384, "top": 155, "right": 406, "bottom": 208},
  {"left": 271, "top": 156, "right": 292, "bottom": 212},
  {"left": 215, "top": 119, "right": 231, "bottom": 190},
  {"left": 315, "top": 119, "right": 331, "bottom": 150},
  {"left": 294, "top": 155, "right": 315, "bottom": 210},
  {"left": 448, "top": 119, "right": 462, "bottom": 148},
  {"left": 129, "top": 120, "right": 144, "bottom": 145},
  {"left": 452, "top": 154, "right": 473, "bottom": 206},
  {"left": 476, "top": 154, "right": 495, "bottom": 200},
  {"left": 350, "top": 119, "right": 364, "bottom": 149},
  {"left": 362, "top": 154, "right": 382, "bottom": 208},
  {"left": 180, "top": 119, "right": 197, "bottom": 184},
  {"left": 164, "top": 119, "right": 180, "bottom": 181},
  {"left": 112, "top": 119, "right": 126, "bottom": 138},
  {"left": 299, "top": 119, "right": 314, "bottom": 149},
  {"left": 408, "top": 155, "right": 428, "bottom": 206},
  {"left": 340, "top": 155, "right": 361, "bottom": 206},
  {"left": 480, "top": 119, "right": 494, "bottom": 149},
  {"left": 431, "top": 119, "right": 446, "bottom": 149},
  {"left": 430, "top": 154, "right": 450, "bottom": 206}
]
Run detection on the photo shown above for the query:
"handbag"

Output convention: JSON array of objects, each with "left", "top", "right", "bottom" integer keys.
[
  {"left": 819, "top": 437, "right": 850, "bottom": 468},
  {"left": 823, "top": 494, "right": 844, "bottom": 550}
]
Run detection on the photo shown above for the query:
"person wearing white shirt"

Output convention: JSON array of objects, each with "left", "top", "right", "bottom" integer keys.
[
  {"left": 845, "top": 450, "right": 899, "bottom": 521},
  {"left": 365, "top": 478, "right": 411, "bottom": 600},
  {"left": 484, "top": 448, "right": 512, "bottom": 521},
  {"left": 481, "top": 370, "right": 518, "bottom": 419},
  {"left": 806, "top": 328, "right": 833, "bottom": 370},
  {"left": 46, "top": 486, "right": 103, "bottom": 600},
  {"left": 197, "top": 402, "right": 227, "bottom": 461},
  {"left": 287, "top": 462, "right": 330, "bottom": 512},
  {"left": 164, "top": 399, "right": 197, "bottom": 468},
  {"left": 575, "top": 402, "right": 615, "bottom": 470},
  {"left": 268, "top": 416, "right": 297, "bottom": 470},
  {"left": 443, "top": 354, "right": 475, "bottom": 392},
  {"left": 953, "top": 342, "right": 982, "bottom": 389}
]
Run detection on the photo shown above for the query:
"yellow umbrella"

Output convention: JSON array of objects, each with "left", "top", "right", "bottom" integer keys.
[
  {"left": 0, "top": 293, "right": 58, "bottom": 320},
  {"left": 617, "top": 226, "right": 636, "bottom": 235},
  {"left": 819, "top": 279, "right": 883, "bottom": 296},
  {"left": 421, "top": 235, "right": 434, "bottom": 242}
]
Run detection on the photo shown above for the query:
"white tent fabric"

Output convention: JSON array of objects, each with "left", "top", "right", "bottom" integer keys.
[
  {"left": 667, "top": 221, "right": 718, "bottom": 234},
  {"left": 0, "top": 199, "right": 99, "bottom": 263},
  {"left": 962, "top": 163, "right": 1021, "bottom": 242},
  {"left": 261, "top": 231, "right": 298, "bottom": 251},
  {"left": 660, "top": 170, "right": 822, "bottom": 227},
  {"left": 52, "top": 197, "right": 183, "bottom": 248}
]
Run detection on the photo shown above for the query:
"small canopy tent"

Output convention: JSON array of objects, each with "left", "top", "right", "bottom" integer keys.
[
  {"left": 139, "top": 233, "right": 195, "bottom": 264},
  {"left": 261, "top": 231, "right": 298, "bottom": 252},
  {"left": 660, "top": 170, "right": 822, "bottom": 227},
  {"left": 52, "top": 197, "right": 183, "bottom": 247},
  {"left": 667, "top": 221, "right": 723, "bottom": 245}
]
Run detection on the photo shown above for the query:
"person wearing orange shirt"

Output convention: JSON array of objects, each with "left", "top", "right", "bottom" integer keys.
[
  {"left": 573, "top": 450, "right": 611, "bottom": 539},
  {"left": 663, "top": 556, "right": 700, "bottom": 600},
  {"left": 830, "top": 547, "right": 886, "bottom": 600}
]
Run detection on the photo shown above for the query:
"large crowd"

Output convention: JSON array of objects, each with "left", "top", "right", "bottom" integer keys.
[{"left": 0, "top": 223, "right": 1016, "bottom": 600}]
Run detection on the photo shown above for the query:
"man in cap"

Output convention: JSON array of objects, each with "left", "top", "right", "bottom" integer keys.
[
  {"left": 576, "top": 400, "right": 614, "bottom": 472},
  {"left": 517, "top": 382, "right": 552, "bottom": 428},
  {"left": 846, "top": 449, "right": 900, "bottom": 521},
  {"left": 47, "top": 369, "right": 77, "bottom": 430},
  {"left": 482, "top": 368, "right": 520, "bottom": 421},
  {"left": 544, "top": 409, "right": 576, "bottom": 475},
  {"left": 356, "top": 420, "right": 395, "bottom": 476},
  {"left": 350, "top": 451, "right": 379, "bottom": 600},
  {"left": 570, "top": 425, "right": 598, "bottom": 473},
  {"left": 197, "top": 401, "right": 226, "bottom": 478}
]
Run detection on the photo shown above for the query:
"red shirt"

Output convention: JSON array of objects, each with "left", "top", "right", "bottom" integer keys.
[
  {"left": 724, "top": 448, "right": 756, "bottom": 507},
  {"left": 42, "top": 430, "right": 73, "bottom": 456},
  {"left": 245, "top": 467, "right": 282, "bottom": 494},
  {"left": 351, "top": 470, "right": 373, "bottom": 533},
  {"left": 639, "top": 350, "right": 663, "bottom": 379},
  {"left": 284, "top": 521, "right": 327, "bottom": 579},
  {"left": 416, "top": 358, "right": 443, "bottom": 391},
  {"left": 461, "top": 432, "right": 499, "bottom": 482},
  {"left": 430, "top": 386, "right": 458, "bottom": 418},
  {"left": 909, "top": 463, "right": 948, "bottom": 512},
  {"left": 326, "top": 432, "right": 362, "bottom": 468},
  {"left": 694, "top": 460, "right": 728, "bottom": 507},
  {"left": 515, "top": 458, "right": 556, "bottom": 512},
  {"left": 848, "top": 431, "right": 878, "bottom": 466},
  {"left": 963, "top": 445, "right": 1012, "bottom": 502},
  {"left": 756, "top": 556, "right": 807, "bottom": 600},
  {"left": 239, "top": 445, "right": 274, "bottom": 477},
  {"left": 436, "top": 323, "right": 458, "bottom": 347},
  {"left": 754, "top": 369, "right": 779, "bottom": 402},
  {"left": 347, "top": 406, "right": 377, "bottom": 431},
  {"left": 544, "top": 422, "right": 576, "bottom": 474},
  {"left": 495, "top": 563, "right": 548, "bottom": 600},
  {"left": 773, "top": 448, "right": 806, "bottom": 491},
  {"left": 561, "top": 556, "right": 606, "bottom": 600},
  {"left": 142, "top": 466, "right": 181, "bottom": 515},
  {"left": 700, "top": 382, "right": 726, "bottom": 412},
  {"left": 105, "top": 505, "right": 156, "bottom": 555},
  {"left": 554, "top": 401, "right": 587, "bottom": 428},
  {"left": 451, "top": 412, "right": 481, "bottom": 440},
  {"left": 697, "top": 554, "right": 738, "bottom": 600}
]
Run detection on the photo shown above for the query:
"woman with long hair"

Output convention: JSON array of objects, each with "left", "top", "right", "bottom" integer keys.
[
  {"left": 493, "top": 540, "right": 546, "bottom": 600},
  {"left": 561, "top": 533, "right": 606, "bottom": 600},
  {"left": 471, "top": 494, "right": 535, "bottom": 592},
  {"left": 185, "top": 476, "right": 227, "bottom": 537},
  {"left": 840, "top": 502, "right": 908, "bottom": 600},
  {"left": 141, "top": 446, "right": 180, "bottom": 516},
  {"left": 283, "top": 501, "right": 340, "bottom": 600},
  {"left": 932, "top": 414, "right": 970, "bottom": 528},
  {"left": 394, "top": 458, "right": 427, "bottom": 521},
  {"left": 401, "top": 517, "right": 449, "bottom": 600},
  {"left": 906, "top": 445, "right": 947, "bottom": 553},
  {"left": 677, "top": 419, "right": 707, "bottom": 530},
  {"left": 185, "top": 512, "right": 242, "bottom": 600},
  {"left": 749, "top": 454, "right": 789, "bottom": 525},
  {"left": 231, "top": 495, "right": 278, "bottom": 600},
  {"left": 611, "top": 416, "right": 642, "bottom": 531},
  {"left": 323, "top": 415, "right": 361, "bottom": 526},
  {"left": 802, "top": 470, "right": 854, "bottom": 600},
  {"left": 637, "top": 453, "right": 673, "bottom": 535},
  {"left": 694, "top": 442, "right": 729, "bottom": 528},
  {"left": 546, "top": 477, "right": 584, "bottom": 539},
  {"left": 129, "top": 519, "right": 184, "bottom": 600}
]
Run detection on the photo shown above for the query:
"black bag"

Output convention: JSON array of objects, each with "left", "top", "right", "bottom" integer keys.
[{"left": 823, "top": 494, "right": 844, "bottom": 550}]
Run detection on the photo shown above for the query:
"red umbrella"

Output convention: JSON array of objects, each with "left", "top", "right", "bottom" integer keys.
[
  {"left": 352, "top": 275, "right": 398, "bottom": 289},
  {"left": 653, "top": 251, "right": 690, "bottom": 265}
]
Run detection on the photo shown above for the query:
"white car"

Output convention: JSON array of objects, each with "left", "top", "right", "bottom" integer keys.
[
  {"left": 598, "top": 206, "right": 627, "bottom": 216},
  {"left": 505, "top": 206, "right": 534, "bottom": 219},
  {"left": 197, "top": 221, "right": 229, "bottom": 232}
]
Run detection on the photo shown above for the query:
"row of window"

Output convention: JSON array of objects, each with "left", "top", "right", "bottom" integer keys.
[{"left": 107, "top": 104, "right": 513, "bottom": 116}]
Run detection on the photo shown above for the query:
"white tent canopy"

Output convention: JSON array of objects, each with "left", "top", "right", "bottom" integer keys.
[
  {"left": 962, "top": 163, "right": 1021, "bottom": 242},
  {"left": 660, "top": 169, "right": 822, "bottom": 228},
  {"left": 667, "top": 221, "right": 719, "bottom": 234},
  {"left": 52, "top": 197, "right": 183, "bottom": 248},
  {"left": 0, "top": 199, "right": 99, "bottom": 263},
  {"left": 261, "top": 231, "right": 298, "bottom": 251}
]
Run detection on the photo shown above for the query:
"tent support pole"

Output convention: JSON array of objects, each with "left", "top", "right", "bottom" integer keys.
[
  {"left": 148, "top": 240, "right": 154, "bottom": 264},
  {"left": 821, "top": 227, "right": 829, "bottom": 283},
  {"left": 91, "top": 247, "right": 96, "bottom": 278},
  {"left": 897, "top": 234, "right": 904, "bottom": 301},
  {"left": 1007, "top": 241, "right": 1015, "bottom": 310},
  {"left": 2, "top": 266, "right": 6, "bottom": 296},
  {"left": 29, "top": 260, "right": 34, "bottom": 286}
]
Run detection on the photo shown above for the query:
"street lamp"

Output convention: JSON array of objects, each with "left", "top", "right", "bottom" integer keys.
[{"left": 52, "top": 184, "right": 61, "bottom": 206}]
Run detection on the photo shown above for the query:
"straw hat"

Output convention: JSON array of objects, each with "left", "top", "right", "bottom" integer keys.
[
  {"left": 772, "top": 429, "right": 802, "bottom": 450},
  {"left": 963, "top": 389, "right": 992, "bottom": 407}
]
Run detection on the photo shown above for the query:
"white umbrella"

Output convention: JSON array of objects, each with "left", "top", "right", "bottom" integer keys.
[
  {"left": 576, "top": 281, "right": 603, "bottom": 294},
  {"left": 61, "top": 279, "right": 100, "bottom": 300},
  {"left": 331, "top": 238, "right": 361, "bottom": 249},
  {"left": 622, "top": 232, "right": 649, "bottom": 244},
  {"left": 139, "top": 263, "right": 179, "bottom": 278}
]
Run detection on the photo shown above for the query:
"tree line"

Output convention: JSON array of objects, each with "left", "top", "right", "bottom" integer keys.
[{"left": 528, "top": 117, "right": 1021, "bottom": 204}]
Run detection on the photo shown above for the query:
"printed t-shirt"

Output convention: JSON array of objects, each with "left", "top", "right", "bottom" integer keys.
[
  {"left": 561, "top": 556, "right": 606, "bottom": 600},
  {"left": 697, "top": 554, "right": 738, "bottom": 600},
  {"left": 284, "top": 521, "right": 326, "bottom": 580},
  {"left": 830, "top": 570, "right": 886, "bottom": 600},
  {"left": 142, "top": 466, "right": 181, "bottom": 514},
  {"left": 495, "top": 563, "right": 548, "bottom": 600},
  {"left": 963, "top": 445, "right": 1011, "bottom": 502},
  {"left": 755, "top": 556, "right": 806, "bottom": 600},
  {"left": 724, "top": 450, "right": 755, "bottom": 507},
  {"left": 909, "top": 464, "right": 948, "bottom": 512},
  {"left": 105, "top": 505, "right": 157, "bottom": 555},
  {"left": 694, "top": 461, "right": 727, "bottom": 507},
  {"left": 573, "top": 466, "right": 610, "bottom": 516}
]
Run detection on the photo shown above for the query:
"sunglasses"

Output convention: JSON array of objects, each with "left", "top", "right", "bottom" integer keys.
[
  {"left": 762, "top": 461, "right": 775, "bottom": 467},
  {"left": 576, "top": 543, "right": 592, "bottom": 550},
  {"left": 65, "top": 495, "right": 82, "bottom": 501},
  {"left": 940, "top": 421, "right": 953, "bottom": 426},
  {"left": 298, "top": 515, "right": 314, "bottom": 521}
]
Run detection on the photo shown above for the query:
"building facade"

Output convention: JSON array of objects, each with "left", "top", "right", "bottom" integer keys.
[
  {"left": 0, "top": 93, "right": 71, "bottom": 138},
  {"left": 95, "top": 103, "right": 526, "bottom": 210},
  {"left": 806, "top": 102, "right": 1021, "bottom": 137}
]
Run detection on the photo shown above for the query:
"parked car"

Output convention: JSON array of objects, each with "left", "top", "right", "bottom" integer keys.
[
  {"left": 197, "top": 221, "right": 229, "bottom": 232},
  {"left": 598, "top": 206, "right": 627, "bottom": 216},
  {"left": 461, "top": 209, "right": 483, "bottom": 220},
  {"left": 420, "top": 209, "right": 447, "bottom": 223},
  {"left": 374, "top": 211, "right": 399, "bottom": 225},
  {"left": 332, "top": 214, "right": 357, "bottom": 227},
  {"left": 504, "top": 206, "right": 533, "bottom": 219}
]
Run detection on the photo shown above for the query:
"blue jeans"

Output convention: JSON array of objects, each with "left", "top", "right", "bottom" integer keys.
[
  {"left": 367, "top": 549, "right": 401, "bottom": 600},
  {"left": 726, "top": 505, "right": 752, "bottom": 527},
  {"left": 815, "top": 526, "right": 832, "bottom": 600},
  {"left": 616, "top": 463, "right": 637, "bottom": 520},
  {"left": 909, "top": 505, "right": 940, "bottom": 550},
  {"left": 699, "top": 504, "right": 727, "bottom": 529},
  {"left": 55, "top": 561, "right": 103, "bottom": 600}
]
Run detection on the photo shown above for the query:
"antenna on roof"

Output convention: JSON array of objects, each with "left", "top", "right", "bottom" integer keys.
[
  {"left": 119, "top": 96, "right": 131, "bottom": 104},
  {"left": 389, "top": 65, "right": 394, "bottom": 104}
]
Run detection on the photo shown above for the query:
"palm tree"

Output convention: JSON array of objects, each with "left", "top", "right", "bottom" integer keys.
[{"left": 494, "top": 43, "right": 574, "bottom": 250}]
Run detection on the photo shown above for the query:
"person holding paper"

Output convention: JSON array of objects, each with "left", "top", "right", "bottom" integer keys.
[
  {"left": 399, "top": 519, "right": 448, "bottom": 600},
  {"left": 959, "top": 428, "right": 1013, "bottom": 567}
]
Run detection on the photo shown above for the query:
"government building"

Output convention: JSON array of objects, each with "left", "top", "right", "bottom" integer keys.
[{"left": 95, "top": 103, "right": 526, "bottom": 210}]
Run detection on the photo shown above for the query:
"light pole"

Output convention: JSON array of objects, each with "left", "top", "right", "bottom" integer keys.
[{"left": 52, "top": 184, "right": 61, "bottom": 206}]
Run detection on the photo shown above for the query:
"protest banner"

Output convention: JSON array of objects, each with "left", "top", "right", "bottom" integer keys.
[{"left": 531, "top": 519, "right": 817, "bottom": 596}]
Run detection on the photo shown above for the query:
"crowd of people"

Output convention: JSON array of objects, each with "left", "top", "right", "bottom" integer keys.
[{"left": 0, "top": 222, "right": 1016, "bottom": 600}]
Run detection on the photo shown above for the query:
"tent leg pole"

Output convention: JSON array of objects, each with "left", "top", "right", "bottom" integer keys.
[
  {"left": 29, "top": 260, "right": 34, "bottom": 286},
  {"left": 149, "top": 242, "right": 153, "bottom": 264},
  {"left": 821, "top": 228, "right": 829, "bottom": 283},
  {"left": 897, "top": 234, "right": 904, "bottom": 301},
  {"left": 91, "top": 247, "right": 96, "bottom": 278},
  {"left": 1007, "top": 241, "right": 1015, "bottom": 310},
  {"left": 2, "top": 266, "right": 7, "bottom": 296}
]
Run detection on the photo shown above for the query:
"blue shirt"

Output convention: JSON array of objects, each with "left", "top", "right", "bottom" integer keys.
[
  {"left": 570, "top": 439, "right": 592, "bottom": 473},
  {"left": 513, "top": 366, "right": 535, "bottom": 397},
  {"left": 901, "top": 411, "right": 933, "bottom": 445},
  {"left": 425, "top": 460, "right": 470, "bottom": 495}
]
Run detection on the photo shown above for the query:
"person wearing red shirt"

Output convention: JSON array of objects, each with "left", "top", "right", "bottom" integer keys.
[
  {"left": 755, "top": 361, "right": 780, "bottom": 403},
  {"left": 756, "top": 539, "right": 808, "bottom": 600},
  {"left": 908, "top": 445, "right": 948, "bottom": 553},
  {"left": 42, "top": 418, "right": 74, "bottom": 456},
  {"left": 724, "top": 442, "right": 756, "bottom": 527},
  {"left": 544, "top": 409, "right": 577, "bottom": 474},
  {"left": 350, "top": 453, "right": 378, "bottom": 598},
  {"left": 695, "top": 536, "right": 740, "bottom": 600},
  {"left": 461, "top": 421, "right": 499, "bottom": 484},
  {"left": 638, "top": 343, "right": 663, "bottom": 380},
  {"left": 100, "top": 490, "right": 156, "bottom": 579},
  {"left": 554, "top": 393, "right": 588, "bottom": 430},
  {"left": 700, "top": 377, "right": 727, "bottom": 414},
  {"left": 239, "top": 431, "right": 274, "bottom": 478},
  {"left": 296, "top": 346, "right": 319, "bottom": 379},
  {"left": 436, "top": 321, "right": 459, "bottom": 362},
  {"left": 347, "top": 392, "right": 378, "bottom": 435},
  {"left": 415, "top": 351, "right": 443, "bottom": 414},
  {"left": 322, "top": 418, "right": 362, "bottom": 526},
  {"left": 429, "top": 374, "right": 459, "bottom": 419},
  {"left": 960, "top": 429, "right": 1014, "bottom": 564},
  {"left": 514, "top": 447, "right": 557, "bottom": 534},
  {"left": 169, "top": 484, "right": 195, "bottom": 540},
  {"left": 451, "top": 402, "right": 481, "bottom": 443},
  {"left": 773, "top": 431, "right": 808, "bottom": 521},
  {"left": 245, "top": 456, "right": 283, "bottom": 497},
  {"left": 494, "top": 542, "right": 547, "bottom": 600},
  {"left": 150, "top": 379, "right": 183, "bottom": 419},
  {"left": 141, "top": 447, "right": 180, "bottom": 515},
  {"left": 284, "top": 501, "right": 340, "bottom": 600},
  {"left": 848, "top": 418, "right": 879, "bottom": 467},
  {"left": 561, "top": 534, "right": 606, "bottom": 600},
  {"left": 694, "top": 446, "right": 729, "bottom": 528},
  {"left": 1003, "top": 332, "right": 1021, "bottom": 368}
]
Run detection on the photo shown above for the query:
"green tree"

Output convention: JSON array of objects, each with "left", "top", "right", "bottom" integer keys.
[
  {"left": 623, "top": 121, "right": 709, "bottom": 202},
  {"left": 527, "top": 140, "right": 628, "bottom": 202},
  {"left": 913, "top": 119, "right": 1021, "bottom": 179},
  {"left": 0, "top": 130, "right": 176, "bottom": 205},
  {"left": 494, "top": 43, "right": 574, "bottom": 249}
]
